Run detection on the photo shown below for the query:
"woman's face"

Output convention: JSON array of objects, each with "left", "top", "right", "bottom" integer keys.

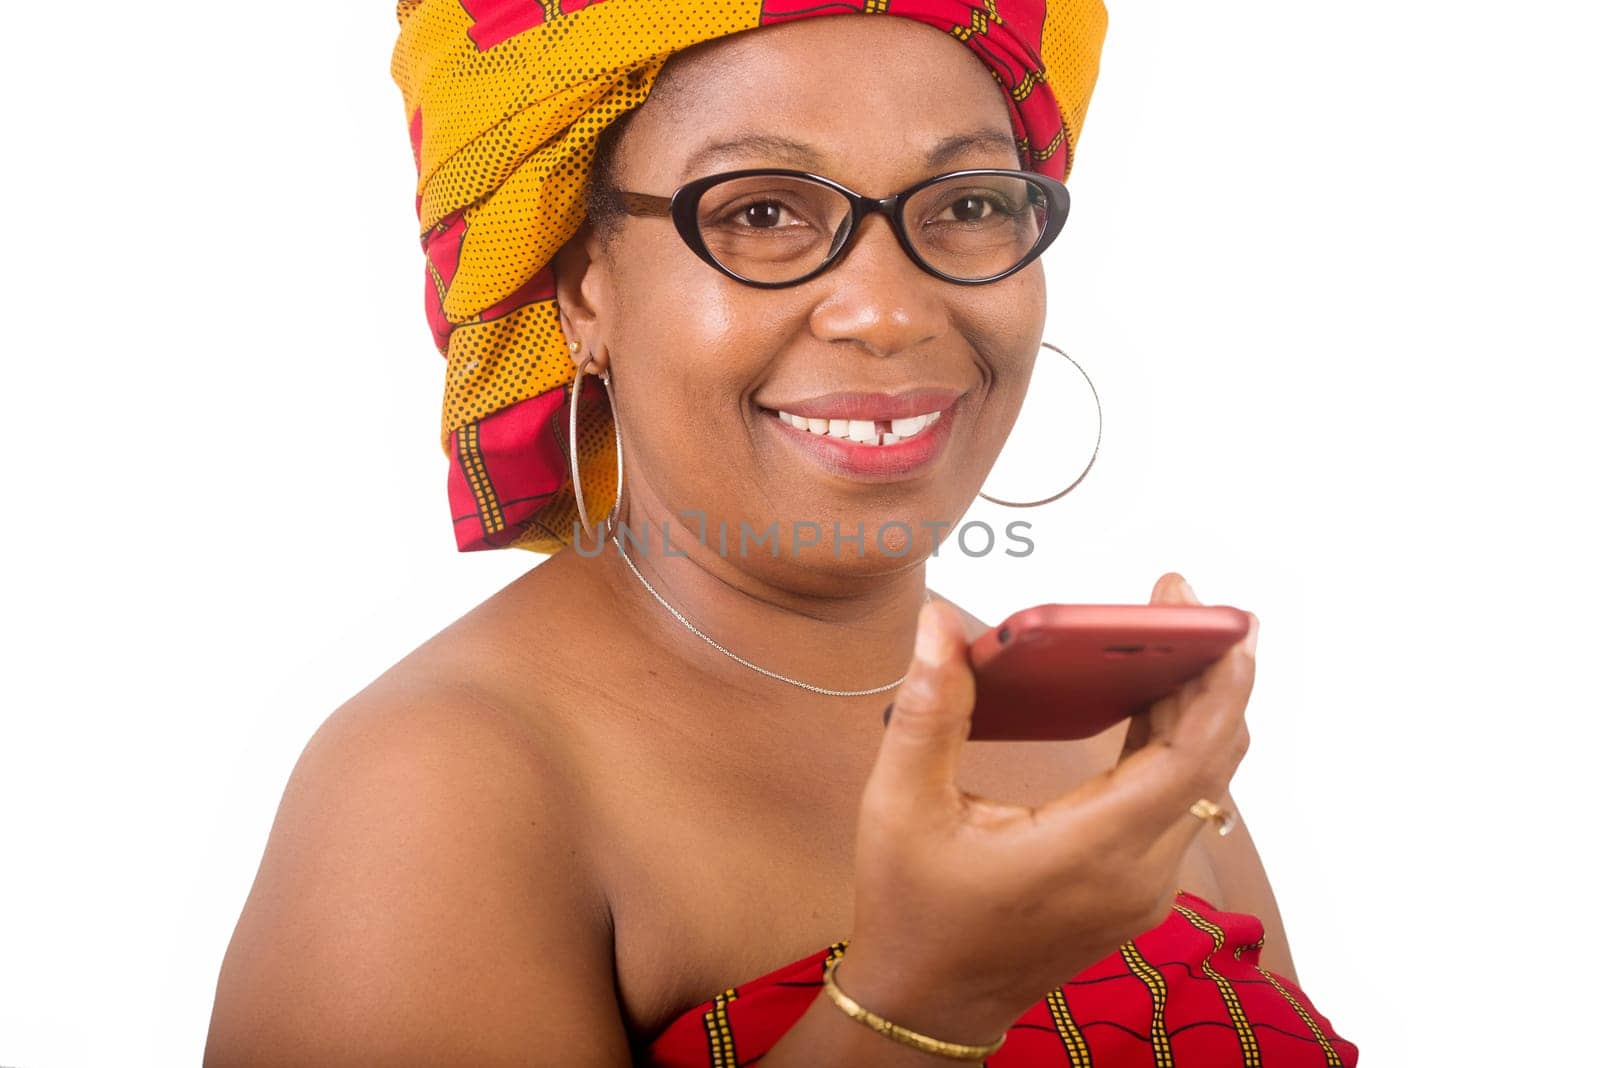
[{"left": 559, "top": 15, "right": 1046, "bottom": 586}]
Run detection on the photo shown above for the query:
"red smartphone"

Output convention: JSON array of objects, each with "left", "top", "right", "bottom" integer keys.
[{"left": 968, "top": 604, "right": 1252, "bottom": 741}]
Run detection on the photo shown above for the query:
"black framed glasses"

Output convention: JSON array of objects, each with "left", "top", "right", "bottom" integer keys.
[{"left": 592, "top": 167, "right": 1070, "bottom": 289}]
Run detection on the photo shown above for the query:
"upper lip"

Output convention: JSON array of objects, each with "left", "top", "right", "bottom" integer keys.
[{"left": 760, "top": 387, "right": 965, "bottom": 422}]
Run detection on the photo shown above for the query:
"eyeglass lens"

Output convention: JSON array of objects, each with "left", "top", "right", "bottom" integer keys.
[{"left": 693, "top": 173, "right": 1050, "bottom": 284}]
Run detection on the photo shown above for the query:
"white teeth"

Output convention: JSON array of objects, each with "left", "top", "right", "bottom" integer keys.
[{"left": 774, "top": 407, "right": 945, "bottom": 446}]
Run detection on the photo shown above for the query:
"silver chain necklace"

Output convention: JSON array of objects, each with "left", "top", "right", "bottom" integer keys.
[{"left": 610, "top": 530, "right": 929, "bottom": 698}]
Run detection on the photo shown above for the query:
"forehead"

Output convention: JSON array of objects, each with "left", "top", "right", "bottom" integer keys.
[{"left": 614, "top": 16, "right": 1021, "bottom": 188}]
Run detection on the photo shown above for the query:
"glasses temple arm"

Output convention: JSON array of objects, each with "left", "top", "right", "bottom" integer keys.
[{"left": 605, "top": 189, "right": 674, "bottom": 217}]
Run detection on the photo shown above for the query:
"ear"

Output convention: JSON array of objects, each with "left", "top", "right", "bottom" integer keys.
[{"left": 553, "top": 222, "right": 613, "bottom": 375}]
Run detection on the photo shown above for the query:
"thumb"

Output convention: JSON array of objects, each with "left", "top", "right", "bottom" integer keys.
[
  {"left": 1150, "top": 571, "right": 1197, "bottom": 605},
  {"left": 866, "top": 600, "right": 976, "bottom": 814}
]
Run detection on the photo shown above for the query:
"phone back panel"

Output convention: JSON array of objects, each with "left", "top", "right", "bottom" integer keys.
[{"left": 967, "top": 604, "right": 1251, "bottom": 741}]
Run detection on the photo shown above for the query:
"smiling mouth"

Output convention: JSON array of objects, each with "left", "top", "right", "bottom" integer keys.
[
  {"left": 764, "top": 407, "right": 945, "bottom": 448},
  {"left": 754, "top": 390, "right": 964, "bottom": 483}
]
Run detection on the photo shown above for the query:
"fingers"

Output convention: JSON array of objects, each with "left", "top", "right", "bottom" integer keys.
[
  {"left": 1041, "top": 607, "right": 1259, "bottom": 852},
  {"left": 1124, "top": 573, "right": 1198, "bottom": 755},
  {"left": 1118, "top": 705, "right": 1152, "bottom": 761},
  {"left": 1145, "top": 789, "right": 1230, "bottom": 874},
  {"left": 864, "top": 601, "right": 977, "bottom": 818},
  {"left": 1136, "top": 614, "right": 1256, "bottom": 793},
  {"left": 1141, "top": 798, "right": 1214, "bottom": 882},
  {"left": 1047, "top": 727, "right": 1214, "bottom": 850}
]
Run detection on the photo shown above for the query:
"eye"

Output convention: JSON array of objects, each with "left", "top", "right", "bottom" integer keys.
[
  {"left": 740, "top": 201, "right": 787, "bottom": 228},
  {"left": 697, "top": 178, "right": 843, "bottom": 237},
  {"left": 715, "top": 198, "right": 814, "bottom": 231},
  {"left": 931, "top": 190, "right": 1030, "bottom": 225},
  {"left": 945, "top": 195, "right": 995, "bottom": 223}
]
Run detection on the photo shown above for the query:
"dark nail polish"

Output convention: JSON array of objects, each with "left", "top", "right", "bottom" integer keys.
[{"left": 883, "top": 701, "right": 894, "bottom": 726}]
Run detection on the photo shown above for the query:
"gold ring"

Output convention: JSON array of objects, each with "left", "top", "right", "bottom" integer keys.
[{"left": 1189, "top": 798, "right": 1237, "bottom": 836}]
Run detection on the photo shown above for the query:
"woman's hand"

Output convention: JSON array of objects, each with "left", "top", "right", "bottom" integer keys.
[{"left": 836, "top": 573, "right": 1258, "bottom": 1045}]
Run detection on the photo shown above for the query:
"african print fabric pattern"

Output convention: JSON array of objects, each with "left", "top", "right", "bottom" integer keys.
[
  {"left": 645, "top": 891, "right": 1359, "bottom": 1066},
  {"left": 391, "top": 0, "right": 1109, "bottom": 552}
]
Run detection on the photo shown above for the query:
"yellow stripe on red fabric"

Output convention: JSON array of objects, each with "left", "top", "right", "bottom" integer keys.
[
  {"left": 1031, "top": 126, "right": 1068, "bottom": 162},
  {"left": 454, "top": 423, "right": 504, "bottom": 534},
  {"left": 949, "top": 0, "right": 1001, "bottom": 41},
  {"left": 702, "top": 987, "right": 739, "bottom": 1067},
  {"left": 1045, "top": 987, "right": 1092, "bottom": 1066},
  {"left": 1119, "top": 942, "right": 1174, "bottom": 1068},
  {"left": 1255, "top": 967, "right": 1345, "bottom": 1067},
  {"left": 1174, "top": 902, "right": 1262, "bottom": 1067}
]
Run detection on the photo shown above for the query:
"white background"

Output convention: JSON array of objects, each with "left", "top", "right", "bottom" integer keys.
[{"left": 1, "top": 1, "right": 1594, "bottom": 1064}]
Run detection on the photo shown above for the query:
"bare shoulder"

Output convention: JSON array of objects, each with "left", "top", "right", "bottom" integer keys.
[{"left": 205, "top": 651, "right": 631, "bottom": 1065}]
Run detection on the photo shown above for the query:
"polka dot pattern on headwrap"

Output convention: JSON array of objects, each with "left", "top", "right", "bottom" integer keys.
[{"left": 391, "top": 0, "right": 1109, "bottom": 553}]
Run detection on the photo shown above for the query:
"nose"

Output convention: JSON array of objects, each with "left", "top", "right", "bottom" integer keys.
[{"left": 807, "top": 212, "right": 949, "bottom": 358}]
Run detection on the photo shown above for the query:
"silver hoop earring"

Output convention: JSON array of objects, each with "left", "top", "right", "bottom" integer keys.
[
  {"left": 569, "top": 355, "right": 625, "bottom": 543},
  {"left": 977, "top": 342, "right": 1102, "bottom": 508}
]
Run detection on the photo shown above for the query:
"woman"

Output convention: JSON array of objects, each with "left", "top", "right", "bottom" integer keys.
[{"left": 206, "top": 1, "right": 1359, "bottom": 1064}]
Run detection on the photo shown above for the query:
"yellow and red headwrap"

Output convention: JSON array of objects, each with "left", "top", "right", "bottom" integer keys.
[{"left": 391, "top": 0, "right": 1109, "bottom": 553}]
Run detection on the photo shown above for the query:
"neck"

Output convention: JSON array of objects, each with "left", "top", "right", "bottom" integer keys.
[{"left": 579, "top": 494, "right": 934, "bottom": 708}]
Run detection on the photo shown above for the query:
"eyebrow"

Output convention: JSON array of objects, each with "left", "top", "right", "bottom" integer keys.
[{"left": 679, "top": 128, "right": 1022, "bottom": 180}]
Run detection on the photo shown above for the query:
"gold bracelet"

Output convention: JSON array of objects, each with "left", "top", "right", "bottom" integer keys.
[{"left": 821, "top": 951, "right": 1006, "bottom": 1061}]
